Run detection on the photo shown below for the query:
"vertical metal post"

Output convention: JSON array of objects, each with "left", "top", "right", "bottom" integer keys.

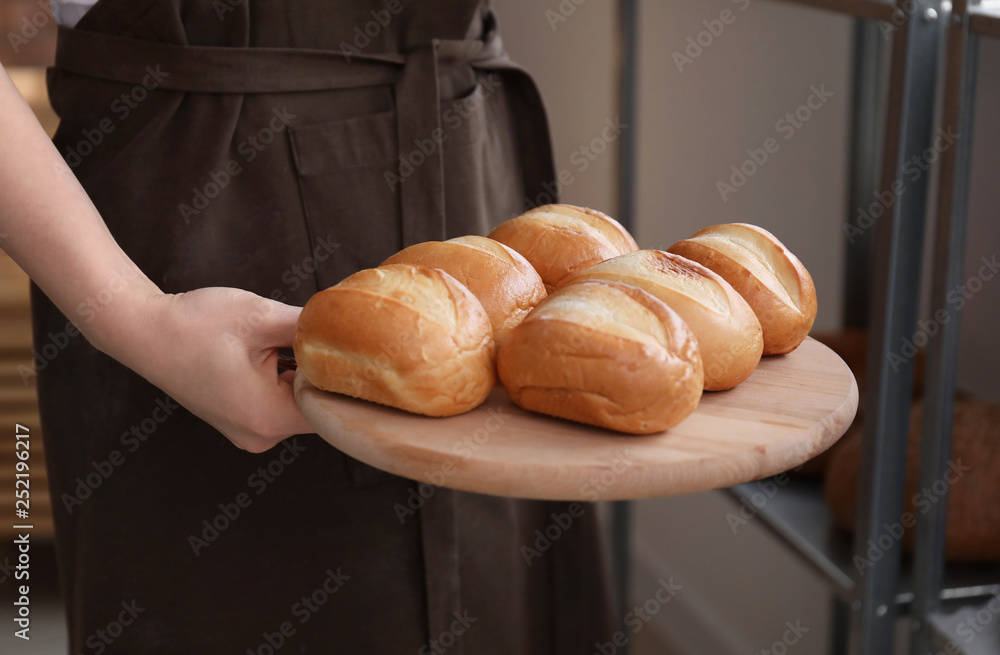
[
  {"left": 909, "top": 1, "right": 980, "bottom": 652},
  {"left": 612, "top": 0, "right": 639, "bottom": 643},
  {"left": 617, "top": 0, "right": 639, "bottom": 234},
  {"left": 831, "top": 597, "right": 850, "bottom": 655},
  {"left": 848, "top": 1, "right": 946, "bottom": 653},
  {"left": 844, "top": 18, "right": 889, "bottom": 329}
]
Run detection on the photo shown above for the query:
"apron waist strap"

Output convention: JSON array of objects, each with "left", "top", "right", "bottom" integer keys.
[
  {"left": 54, "top": 17, "right": 517, "bottom": 250},
  {"left": 53, "top": 24, "right": 506, "bottom": 94}
]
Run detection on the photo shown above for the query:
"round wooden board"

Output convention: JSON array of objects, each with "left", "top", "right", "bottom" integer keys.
[{"left": 294, "top": 337, "right": 858, "bottom": 501}]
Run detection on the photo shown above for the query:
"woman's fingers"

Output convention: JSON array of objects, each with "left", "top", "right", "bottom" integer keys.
[
  {"left": 247, "top": 299, "right": 302, "bottom": 347},
  {"left": 130, "top": 287, "right": 315, "bottom": 453},
  {"left": 229, "top": 335, "right": 313, "bottom": 451}
]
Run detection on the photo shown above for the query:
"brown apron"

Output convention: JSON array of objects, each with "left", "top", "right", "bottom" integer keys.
[{"left": 31, "top": 0, "right": 613, "bottom": 652}]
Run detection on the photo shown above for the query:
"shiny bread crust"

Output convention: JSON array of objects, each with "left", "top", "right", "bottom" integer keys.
[
  {"left": 668, "top": 223, "right": 817, "bottom": 355},
  {"left": 381, "top": 236, "right": 546, "bottom": 346},
  {"left": 294, "top": 264, "right": 496, "bottom": 417},
  {"left": 563, "top": 250, "right": 763, "bottom": 391},
  {"left": 498, "top": 279, "right": 703, "bottom": 434},
  {"left": 488, "top": 204, "right": 639, "bottom": 291}
]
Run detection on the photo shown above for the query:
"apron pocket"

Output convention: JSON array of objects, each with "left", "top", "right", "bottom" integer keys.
[
  {"left": 440, "top": 73, "right": 525, "bottom": 233},
  {"left": 290, "top": 110, "right": 404, "bottom": 489},
  {"left": 289, "top": 109, "right": 403, "bottom": 290}
]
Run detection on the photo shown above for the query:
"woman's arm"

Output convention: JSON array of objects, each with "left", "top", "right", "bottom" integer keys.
[{"left": 0, "top": 64, "right": 312, "bottom": 452}]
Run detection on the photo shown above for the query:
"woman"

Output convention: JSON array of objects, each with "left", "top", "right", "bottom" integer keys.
[{"left": 1, "top": 0, "right": 613, "bottom": 652}]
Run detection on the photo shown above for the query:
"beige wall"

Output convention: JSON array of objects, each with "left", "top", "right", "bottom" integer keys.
[
  {"left": 958, "top": 37, "right": 1000, "bottom": 404},
  {"left": 634, "top": 0, "right": 852, "bottom": 333},
  {"left": 495, "top": 0, "right": 620, "bottom": 218}
]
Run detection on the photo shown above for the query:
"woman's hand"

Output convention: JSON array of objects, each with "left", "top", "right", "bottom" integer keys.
[
  {"left": 108, "top": 287, "right": 315, "bottom": 453},
  {"left": 1, "top": 65, "right": 311, "bottom": 453}
]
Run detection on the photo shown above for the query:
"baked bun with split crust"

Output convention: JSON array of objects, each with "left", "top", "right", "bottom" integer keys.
[
  {"left": 488, "top": 204, "right": 639, "bottom": 291},
  {"left": 562, "top": 250, "right": 763, "bottom": 391},
  {"left": 294, "top": 264, "right": 495, "bottom": 417},
  {"left": 381, "top": 236, "right": 546, "bottom": 346},
  {"left": 668, "top": 223, "right": 817, "bottom": 355},
  {"left": 497, "top": 279, "right": 703, "bottom": 434}
]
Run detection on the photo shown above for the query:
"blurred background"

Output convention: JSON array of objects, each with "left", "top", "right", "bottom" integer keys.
[{"left": 2, "top": 0, "right": 998, "bottom": 653}]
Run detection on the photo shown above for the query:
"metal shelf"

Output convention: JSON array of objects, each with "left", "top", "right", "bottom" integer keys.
[
  {"left": 727, "top": 479, "right": 1000, "bottom": 611},
  {"left": 773, "top": 0, "right": 898, "bottom": 21},
  {"left": 930, "top": 597, "right": 1000, "bottom": 654}
]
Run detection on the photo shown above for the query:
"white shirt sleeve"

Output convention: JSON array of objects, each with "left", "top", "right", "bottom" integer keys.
[{"left": 51, "top": 0, "right": 99, "bottom": 28}]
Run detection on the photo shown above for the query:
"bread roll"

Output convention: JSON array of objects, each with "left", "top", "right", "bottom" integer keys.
[
  {"left": 488, "top": 204, "right": 639, "bottom": 290},
  {"left": 381, "top": 236, "right": 546, "bottom": 346},
  {"left": 294, "top": 264, "right": 495, "bottom": 417},
  {"left": 824, "top": 393, "right": 1000, "bottom": 562},
  {"left": 498, "top": 280, "right": 703, "bottom": 434},
  {"left": 668, "top": 224, "right": 817, "bottom": 355},
  {"left": 563, "top": 250, "right": 763, "bottom": 391}
]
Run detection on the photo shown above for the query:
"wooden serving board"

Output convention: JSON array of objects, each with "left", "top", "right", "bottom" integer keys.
[{"left": 294, "top": 338, "right": 858, "bottom": 501}]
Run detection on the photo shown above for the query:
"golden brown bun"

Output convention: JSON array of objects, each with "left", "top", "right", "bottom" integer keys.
[
  {"left": 488, "top": 204, "right": 639, "bottom": 291},
  {"left": 668, "top": 224, "right": 817, "bottom": 355},
  {"left": 563, "top": 250, "right": 763, "bottom": 391},
  {"left": 498, "top": 280, "right": 703, "bottom": 434},
  {"left": 294, "top": 264, "right": 495, "bottom": 417},
  {"left": 381, "top": 236, "right": 546, "bottom": 346}
]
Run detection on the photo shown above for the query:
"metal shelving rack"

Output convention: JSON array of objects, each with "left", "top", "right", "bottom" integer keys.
[
  {"left": 611, "top": 1, "right": 1000, "bottom": 654},
  {"left": 727, "top": 1, "right": 1000, "bottom": 654}
]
